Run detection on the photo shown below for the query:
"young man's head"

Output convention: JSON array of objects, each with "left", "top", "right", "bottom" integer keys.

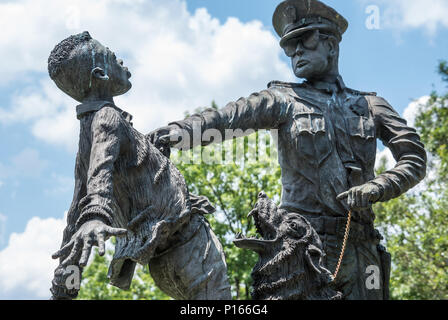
[
  {"left": 273, "top": 0, "right": 348, "bottom": 81},
  {"left": 48, "top": 31, "right": 132, "bottom": 103}
]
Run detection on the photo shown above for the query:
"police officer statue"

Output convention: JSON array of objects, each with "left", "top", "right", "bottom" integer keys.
[{"left": 149, "top": 0, "right": 426, "bottom": 300}]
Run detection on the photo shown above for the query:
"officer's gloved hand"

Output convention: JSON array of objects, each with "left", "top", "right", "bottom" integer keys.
[
  {"left": 336, "top": 183, "right": 383, "bottom": 210},
  {"left": 147, "top": 124, "right": 184, "bottom": 149}
]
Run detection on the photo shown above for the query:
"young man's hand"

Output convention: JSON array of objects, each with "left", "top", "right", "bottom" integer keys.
[
  {"left": 336, "top": 183, "right": 382, "bottom": 210},
  {"left": 52, "top": 219, "right": 127, "bottom": 268}
]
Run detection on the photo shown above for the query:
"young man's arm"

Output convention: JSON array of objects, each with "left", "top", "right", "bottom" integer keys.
[
  {"left": 150, "top": 88, "right": 290, "bottom": 149},
  {"left": 52, "top": 107, "right": 127, "bottom": 269}
]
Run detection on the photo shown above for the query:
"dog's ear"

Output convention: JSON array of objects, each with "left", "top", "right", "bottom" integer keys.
[{"left": 305, "top": 244, "right": 324, "bottom": 274}]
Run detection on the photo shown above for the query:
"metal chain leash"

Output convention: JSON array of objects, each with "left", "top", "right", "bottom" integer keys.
[{"left": 332, "top": 210, "right": 352, "bottom": 281}]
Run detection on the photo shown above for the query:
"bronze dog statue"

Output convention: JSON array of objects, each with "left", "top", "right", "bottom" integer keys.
[{"left": 234, "top": 192, "right": 341, "bottom": 300}]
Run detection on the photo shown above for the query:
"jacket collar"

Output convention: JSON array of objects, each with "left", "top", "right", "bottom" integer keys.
[
  {"left": 305, "top": 75, "right": 346, "bottom": 94},
  {"left": 76, "top": 100, "right": 112, "bottom": 120},
  {"left": 76, "top": 100, "right": 133, "bottom": 124}
]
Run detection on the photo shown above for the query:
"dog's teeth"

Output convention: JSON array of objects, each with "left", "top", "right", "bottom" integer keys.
[{"left": 247, "top": 209, "right": 256, "bottom": 218}]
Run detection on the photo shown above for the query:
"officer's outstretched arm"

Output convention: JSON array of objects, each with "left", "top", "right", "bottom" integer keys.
[{"left": 149, "top": 89, "right": 290, "bottom": 150}]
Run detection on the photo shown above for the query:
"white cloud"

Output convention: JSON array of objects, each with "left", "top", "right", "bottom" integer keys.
[
  {"left": 375, "top": 95, "right": 431, "bottom": 173},
  {"left": 0, "top": 148, "right": 49, "bottom": 179},
  {"left": 44, "top": 173, "right": 75, "bottom": 196},
  {"left": 375, "top": 148, "right": 396, "bottom": 171},
  {"left": 0, "top": 214, "right": 66, "bottom": 299},
  {"left": 0, "top": 214, "right": 7, "bottom": 247},
  {"left": 374, "top": 148, "right": 436, "bottom": 197},
  {"left": 374, "top": 0, "right": 448, "bottom": 36},
  {"left": 0, "top": 79, "right": 79, "bottom": 151},
  {"left": 0, "top": 0, "right": 293, "bottom": 151},
  {"left": 11, "top": 148, "right": 49, "bottom": 178},
  {"left": 375, "top": 96, "right": 438, "bottom": 196},
  {"left": 0, "top": 213, "right": 116, "bottom": 299},
  {"left": 403, "top": 96, "right": 430, "bottom": 127}
]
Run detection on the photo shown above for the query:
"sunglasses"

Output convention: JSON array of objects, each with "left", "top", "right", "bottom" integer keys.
[{"left": 282, "top": 30, "right": 331, "bottom": 57}]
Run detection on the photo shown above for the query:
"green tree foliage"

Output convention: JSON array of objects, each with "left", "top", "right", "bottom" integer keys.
[
  {"left": 373, "top": 189, "right": 447, "bottom": 299},
  {"left": 373, "top": 61, "right": 448, "bottom": 300},
  {"left": 415, "top": 61, "right": 448, "bottom": 179},
  {"left": 77, "top": 248, "right": 170, "bottom": 300}
]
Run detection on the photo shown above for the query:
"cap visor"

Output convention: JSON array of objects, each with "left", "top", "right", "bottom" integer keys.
[{"left": 279, "top": 24, "right": 336, "bottom": 47}]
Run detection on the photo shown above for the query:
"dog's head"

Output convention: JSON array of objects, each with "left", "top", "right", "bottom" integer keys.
[{"left": 234, "top": 192, "right": 340, "bottom": 300}]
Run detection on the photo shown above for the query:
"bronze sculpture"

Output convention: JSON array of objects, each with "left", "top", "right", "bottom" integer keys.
[
  {"left": 234, "top": 192, "right": 342, "bottom": 300},
  {"left": 48, "top": 32, "right": 231, "bottom": 300},
  {"left": 149, "top": 0, "right": 427, "bottom": 300}
]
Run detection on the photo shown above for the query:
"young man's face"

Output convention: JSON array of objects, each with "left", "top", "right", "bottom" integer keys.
[
  {"left": 281, "top": 30, "right": 334, "bottom": 80},
  {"left": 93, "top": 40, "right": 132, "bottom": 96}
]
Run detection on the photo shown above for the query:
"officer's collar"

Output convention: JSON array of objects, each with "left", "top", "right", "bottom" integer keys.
[
  {"left": 305, "top": 75, "right": 346, "bottom": 94},
  {"left": 76, "top": 100, "right": 133, "bottom": 123}
]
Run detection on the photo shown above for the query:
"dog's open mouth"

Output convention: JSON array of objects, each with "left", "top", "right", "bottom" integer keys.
[
  {"left": 233, "top": 235, "right": 276, "bottom": 253},
  {"left": 233, "top": 195, "right": 278, "bottom": 253}
]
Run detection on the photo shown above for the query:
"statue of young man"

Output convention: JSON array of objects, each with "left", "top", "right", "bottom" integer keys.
[
  {"left": 149, "top": 0, "right": 427, "bottom": 299},
  {"left": 48, "top": 32, "right": 231, "bottom": 300}
]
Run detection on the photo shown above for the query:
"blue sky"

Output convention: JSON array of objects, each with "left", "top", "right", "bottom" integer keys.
[
  {"left": 0, "top": 0, "right": 447, "bottom": 299},
  {"left": 186, "top": 0, "right": 448, "bottom": 100}
]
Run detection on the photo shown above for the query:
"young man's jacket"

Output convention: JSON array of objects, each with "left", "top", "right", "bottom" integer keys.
[{"left": 51, "top": 101, "right": 214, "bottom": 299}]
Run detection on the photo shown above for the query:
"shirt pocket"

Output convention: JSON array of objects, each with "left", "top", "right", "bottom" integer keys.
[
  {"left": 347, "top": 116, "right": 376, "bottom": 166},
  {"left": 293, "top": 111, "right": 332, "bottom": 165}
]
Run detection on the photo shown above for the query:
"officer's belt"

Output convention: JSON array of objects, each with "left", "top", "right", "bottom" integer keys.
[{"left": 302, "top": 215, "right": 380, "bottom": 242}]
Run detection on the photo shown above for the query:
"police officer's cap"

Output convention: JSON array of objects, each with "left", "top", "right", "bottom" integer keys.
[{"left": 273, "top": 0, "right": 348, "bottom": 46}]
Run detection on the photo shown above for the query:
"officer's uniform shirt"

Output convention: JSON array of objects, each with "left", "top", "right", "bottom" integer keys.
[{"left": 170, "top": 78, "right": 427, "bottom": 226}]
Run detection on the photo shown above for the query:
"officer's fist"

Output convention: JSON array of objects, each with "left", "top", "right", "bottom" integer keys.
[
  {"left": 148, "top": 124, "right": 184, "bottom": 147},
  {"left": 336, "top": 183, "right": 382, "bottom": 210}
]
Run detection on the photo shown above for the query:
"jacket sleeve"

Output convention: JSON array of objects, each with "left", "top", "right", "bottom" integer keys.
[
  {"left": 169, "top": 88, "right": 290, "bottom": 149},
  {"left": 369, "top": 96, "right": 427, "bottom": 202},
  {"left": 75, "top": 107, "right": 125, "bottom": 230}
]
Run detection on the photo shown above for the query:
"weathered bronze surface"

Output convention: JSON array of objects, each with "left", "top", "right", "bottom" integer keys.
[
  {"left": 48, "top": 32, "right": 231, "bottom": 300},
  {"left": 150, "top": 0, "right": 427, "bottom": 300}
]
